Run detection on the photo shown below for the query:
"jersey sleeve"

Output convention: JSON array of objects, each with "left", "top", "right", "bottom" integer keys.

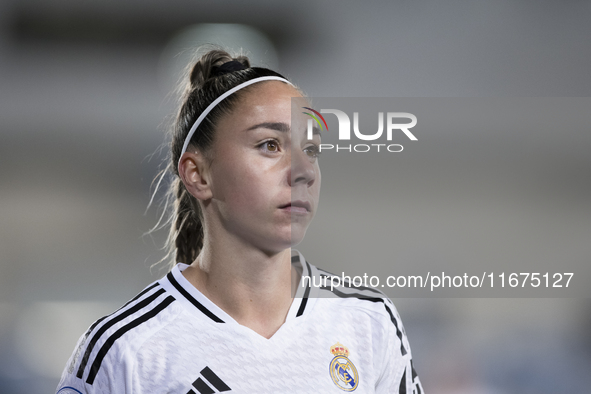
[
  {"left": 55, "top": 320, "right": 131, "bottom": 394},
  {"left": 55, "top": 329, "right": 104, "bottom": 394},
  {"left": 374, "top": 298, "right": 424, "bottom": 394}
]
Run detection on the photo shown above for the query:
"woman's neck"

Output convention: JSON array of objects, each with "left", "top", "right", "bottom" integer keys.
[{"left": 181, "top": 239, "right": 298, "bottom": 339}]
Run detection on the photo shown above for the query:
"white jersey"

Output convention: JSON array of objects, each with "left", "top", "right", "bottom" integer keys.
[{"left": 57, "top": 251, "right": 423, "bottom": 394}]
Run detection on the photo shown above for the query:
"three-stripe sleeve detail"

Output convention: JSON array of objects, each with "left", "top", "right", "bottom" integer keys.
[
  {"left": 77, "top": 282, "right": 160, "bottom": 351},
  {"left": 76, "top": 287, "right": 166, "bottom": 379},
  {"left": 86, "top": 295, "right": 175, "bottom": 384}
]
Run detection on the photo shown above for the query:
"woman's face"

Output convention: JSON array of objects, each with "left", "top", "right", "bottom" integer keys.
[{"left": 205, "top": 81, "right": 321, "bottom": 254}]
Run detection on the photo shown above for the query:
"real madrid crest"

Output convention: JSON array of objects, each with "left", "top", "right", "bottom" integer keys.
[{"left": 329, "top": 342, "right": 359, "bottom": 391}]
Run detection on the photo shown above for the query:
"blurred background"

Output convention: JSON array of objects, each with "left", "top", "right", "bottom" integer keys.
[{"left": 1, "top": 0, "right": 590, "bottom": 393}]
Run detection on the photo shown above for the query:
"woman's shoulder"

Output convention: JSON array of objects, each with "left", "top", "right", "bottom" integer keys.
[
  {"left": 295, "top": 253, "right": 405, "bottom": 331},
  {"left": 58, "top": 279, "right": 182, "bottom": 390}
]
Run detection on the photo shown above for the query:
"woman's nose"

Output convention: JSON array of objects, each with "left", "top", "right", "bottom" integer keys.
[{"left": 288, "top": 148, "right": 316, "bottom": 187}]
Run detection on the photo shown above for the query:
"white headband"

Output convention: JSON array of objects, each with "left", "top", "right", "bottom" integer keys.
[{"left": 178, "top": 76, "right": 294, "bottom": 169}]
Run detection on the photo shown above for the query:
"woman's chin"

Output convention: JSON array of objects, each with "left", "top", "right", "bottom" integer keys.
[
  {"left": 262, "top": 234, "right": 305, "bottom": 254},
  {"left": 289, "top": 227, "right": 308, "bottom": 248}
]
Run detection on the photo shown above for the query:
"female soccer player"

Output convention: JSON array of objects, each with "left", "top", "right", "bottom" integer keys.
[{"left": 57, "top": 49, "right": 423, "bottom": 393}]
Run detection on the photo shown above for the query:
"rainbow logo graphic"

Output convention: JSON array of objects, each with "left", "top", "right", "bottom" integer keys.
[{"left": 302, "top": 107, "right": 328, "bottom": 132}]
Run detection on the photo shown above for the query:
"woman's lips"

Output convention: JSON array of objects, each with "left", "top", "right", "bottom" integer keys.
[{"left": 280, "top": 200, "right": 311, "bottom": 214}]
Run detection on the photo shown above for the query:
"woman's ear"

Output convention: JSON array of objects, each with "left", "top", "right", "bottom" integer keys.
[{"left": 178, "top": 151, "right": 213, "bottom": 201}]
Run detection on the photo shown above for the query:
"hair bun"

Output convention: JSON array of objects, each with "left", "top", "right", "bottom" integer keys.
[
  {"left": 211, "top": 60, "right": 248, "bottom": 76},
  {"left": 188, "top": 50, "right": 251, "bottom": 89}
]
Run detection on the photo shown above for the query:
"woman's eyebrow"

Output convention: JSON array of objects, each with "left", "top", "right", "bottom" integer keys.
[
  {"left": 245, "top": 122, "right": 322, "bottom": 138},
  {"left": 246, "top": 122, "right": 291, "bottom": 133}
]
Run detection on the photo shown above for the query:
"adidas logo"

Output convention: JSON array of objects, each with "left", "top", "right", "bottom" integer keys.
[{"left": 187, "top": 366, "right": 231, "bottom": 394}]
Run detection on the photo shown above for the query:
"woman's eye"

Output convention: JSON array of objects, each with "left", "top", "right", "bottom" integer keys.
[
  {"left": 260, "top": 140, "right": 280, "bottom": 153},
  {"left": 304, "top": 145, "right": 321, "bottom": 158}
]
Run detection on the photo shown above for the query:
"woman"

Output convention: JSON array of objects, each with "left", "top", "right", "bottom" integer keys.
[{"left": 57, "top": 49, "right": 423, "bottom": 393}]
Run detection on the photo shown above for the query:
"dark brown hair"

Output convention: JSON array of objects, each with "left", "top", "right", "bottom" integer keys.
[{"left": 153, "top": 49, "right": 291, "bottom": 269}]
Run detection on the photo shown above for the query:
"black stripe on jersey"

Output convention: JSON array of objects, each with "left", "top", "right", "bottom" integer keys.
[
  {"left": 410, "top": 360, "right": 423, "bottom": 394},
  {"left": 399, "top": 368, "right": 407, "bottom": 394},
  {"left": 68, "top": 283, "right": 161, "bottom": 374},
  {"left": 167, "top": 272, "right": 224, "bottom": 323},
  {"left": 86, "top": 295, "right": 175, "bottom": 385},
  {"left": 201, "top": 366, "right": 231, "bottom": 392},
  {"left": 192, "top": 378, "right": 215, "bottom": 394},
  {"left": 320, "top": 287, "right": 407, "bottom": 356},
  {"left": 296, "top": 260, "right": 312, "bottom": 317},
  {"left": 79, "top": 283, "right": 160, "bottom": 346},
  {"left": 76, "top": 287, "right": 166, "bottom": 379},
  {"left": 382, "top": 301, "right": 407, "bottom": 356}
]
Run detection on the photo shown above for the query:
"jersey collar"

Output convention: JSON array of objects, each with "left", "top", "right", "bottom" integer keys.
[{"left": 159, "top": 250, "right": 319, "bottom": 325}]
